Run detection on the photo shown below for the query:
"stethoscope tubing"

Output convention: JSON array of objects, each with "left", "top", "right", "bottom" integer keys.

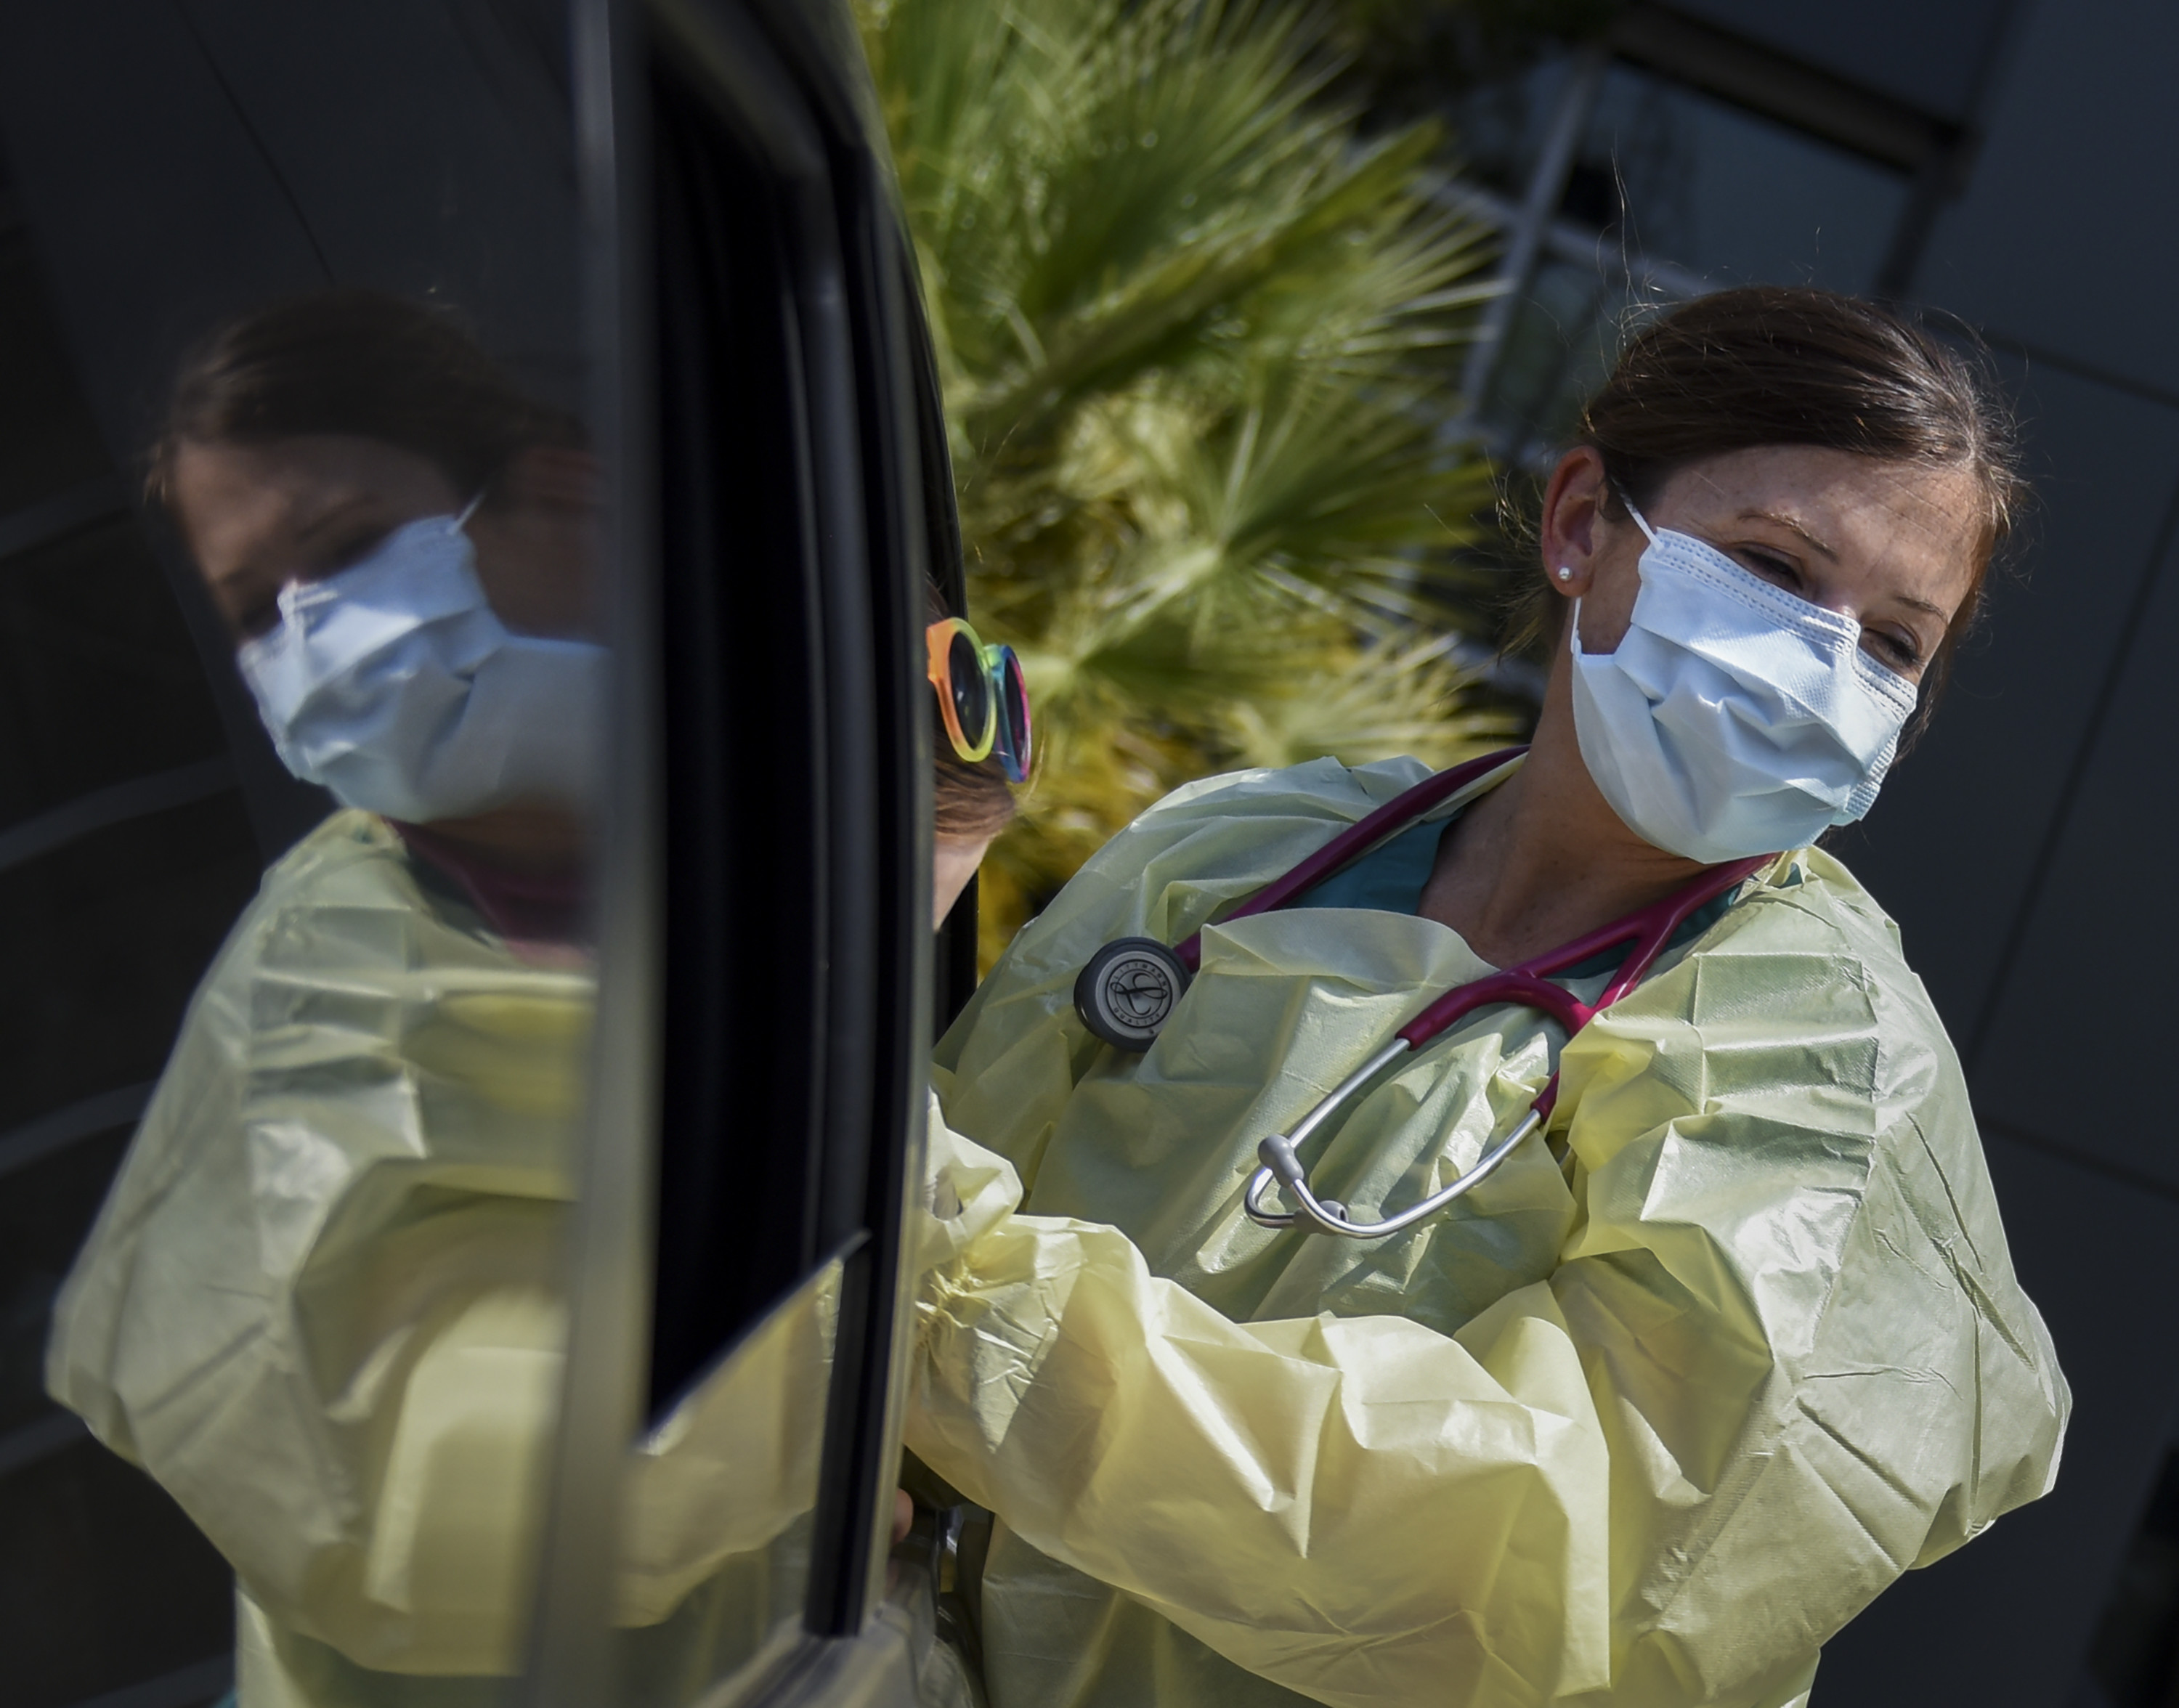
[
  {"left": 1245, "top": 1057, "right": 1546, "bottom": 1239},
  {"left": 1170, "top": 748, "right": 1528, "bottom": 975},
  {"left": 1220, "top": 755, "right": 1771, "bottom": 1239}
]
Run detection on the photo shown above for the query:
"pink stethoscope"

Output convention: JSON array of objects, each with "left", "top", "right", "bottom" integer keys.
[{"left": 1070, "top": 747, "right": 1771, "bottom": 1240}]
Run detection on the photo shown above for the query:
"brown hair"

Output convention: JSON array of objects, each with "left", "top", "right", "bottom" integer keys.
[
  {"left": 928, "top": 582, "right": 1018, "bottom": 840},
  {"left": 146, "top": 288, "right": 581, "bottom": 507},
  {"left": 1509, "top": 285, "right": 2024, "bottom": 718}
]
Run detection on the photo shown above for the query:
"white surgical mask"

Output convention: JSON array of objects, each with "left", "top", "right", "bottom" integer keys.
[
  {"left": 1566, "top": 500, "right": 1918, "bottom": 863},
  {"left": 236, "top": 504, "right": 604, "bottom": 821}
]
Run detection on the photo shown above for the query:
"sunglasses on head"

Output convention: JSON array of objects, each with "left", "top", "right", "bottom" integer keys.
[{"left": 927, "top": 616, "right": 1031, "bottom": 785}]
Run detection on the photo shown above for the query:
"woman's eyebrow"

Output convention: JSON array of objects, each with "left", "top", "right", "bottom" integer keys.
[
  {"left": 1735, "top": 508, "right": 1838, "bottom": 560},
  {"left": 225, "top": 492, "right": 374, "bottom": 587}
]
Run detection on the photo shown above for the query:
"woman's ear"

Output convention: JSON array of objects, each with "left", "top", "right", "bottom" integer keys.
[{"left": 1538, "top": 446, "right": 1611, "bottom": 600}]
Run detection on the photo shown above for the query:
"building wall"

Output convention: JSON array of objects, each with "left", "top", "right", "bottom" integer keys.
[{"left": 1824, "top": 1, "right": 2179, "bottom": 1701}]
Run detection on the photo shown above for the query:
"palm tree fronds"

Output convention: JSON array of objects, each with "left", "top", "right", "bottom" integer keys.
[{"left": 859, "top": 0, "right": 1515, "bottom": 964}]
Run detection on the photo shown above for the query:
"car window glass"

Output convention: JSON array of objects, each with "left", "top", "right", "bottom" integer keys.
[{"left": 0, "top": 8, "right": 750, "bottom": 1706}]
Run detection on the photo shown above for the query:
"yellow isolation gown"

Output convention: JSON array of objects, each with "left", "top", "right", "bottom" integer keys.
[
  {"left": 906, "top": 754, "right": 2069, "bottom": 1708},
  {"left": 46, "top": 811, "right": 848, "bottom": 1708}
]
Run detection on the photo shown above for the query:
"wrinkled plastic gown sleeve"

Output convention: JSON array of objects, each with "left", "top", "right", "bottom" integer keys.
[
  {"left": 46, "top": 812, "right": 834, "bottom": 1695},
  {"left": 907, "top": 757, "right": 2069, "bottom": 1708}
]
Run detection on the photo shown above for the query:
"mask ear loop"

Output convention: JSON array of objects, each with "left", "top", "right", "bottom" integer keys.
[
  {"left": 453, "top": 490, "right": 487, "bottom": 532},
  {"left": 1568, "top": 487, "right": 1657, "bottom": 660}
]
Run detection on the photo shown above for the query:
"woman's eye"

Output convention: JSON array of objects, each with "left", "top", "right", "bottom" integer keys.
[
  {"left": 1738, "top": 548, "right": 1800, "bottom": 587},
  {"left": 1867, "top": 630, "right": 1921, "bottom": 672}
]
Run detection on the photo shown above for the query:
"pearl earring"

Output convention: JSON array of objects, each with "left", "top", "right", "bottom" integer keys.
[{"left": 1555, "top": 566, "right": 1575, "bottom": 582}]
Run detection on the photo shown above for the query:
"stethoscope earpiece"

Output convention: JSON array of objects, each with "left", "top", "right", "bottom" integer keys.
[{"left": 1074, "top": 937, "right": 1193, "bottom": 1052}]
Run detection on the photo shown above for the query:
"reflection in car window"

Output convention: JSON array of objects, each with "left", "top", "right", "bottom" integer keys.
[
  {"left": 46, "top": 289, "right": 609, "bottom": 1702},
  {"left": 37, "top": 280, "right": 834, "bottom": 1704},
  {"left": 4, "top": 4, "right": 971, "bottom": 1701}
]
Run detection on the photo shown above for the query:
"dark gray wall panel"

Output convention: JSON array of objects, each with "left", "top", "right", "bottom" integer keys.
[
  {"left": 3, "top": 1439, "right": 236, "bottom": 1708},
  {"left": 1827, "top": 365, "right": 2179, "bottom": 1040},
  {"left": 0, "top": 0, "right": 579, "bottom": 451},
  {"left": 1969, "top": 504, "right": 2179, "bottom": 1182},
  {"left": 0, "top": 1, "right": 330, "bottom": 458},
  {"left": 177, "top": 0, "right": 581, "bottom": 406},
  {"left": 1659, "top": 0, "right": 2005, "bottom": 121},
  {"left": 1819, "top": 1132, "right": 2179, "bottom": 1707},
  {"left": 1915, "top": 0, "right": 2179, "bottom": 397},
  {"left": 0, "top": 0, "right": 337, "bottom": 858}
]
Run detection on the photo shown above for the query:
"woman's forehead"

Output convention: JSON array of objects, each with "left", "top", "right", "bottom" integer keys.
[
  {"left": 175, "top": 433, "right": 454, "bottom": 505},
  {"left": 171, "top": 435, "right": 459, "bottom": 585},
  {"left": 1663, "top": 448, "right": 1985, "bottom": 593},
  {"left": 1667, "top": 444, "right": 1974, "bottom": 513}
]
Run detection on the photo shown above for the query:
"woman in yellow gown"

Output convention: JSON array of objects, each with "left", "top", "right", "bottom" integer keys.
[{"left": 904, "top": 286, "right": 2070, "bottom": 1708}]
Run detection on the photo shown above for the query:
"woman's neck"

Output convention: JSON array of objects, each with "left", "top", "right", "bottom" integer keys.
[
  {"left": 405, "top": 802, "right": 591, "bottom": 879},
  {"left": 1418, "top": 662, "right": 1703, "bottom": 968}
]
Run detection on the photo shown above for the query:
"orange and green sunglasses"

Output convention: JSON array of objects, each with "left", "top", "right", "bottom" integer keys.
[{"left": 927, "top": 617, "right": 1031, "bottom": 784}]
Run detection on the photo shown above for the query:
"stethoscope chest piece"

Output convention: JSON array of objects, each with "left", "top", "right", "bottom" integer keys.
[{"left": 1074, "top": 937, "right": 1193, "bottom": 1052}]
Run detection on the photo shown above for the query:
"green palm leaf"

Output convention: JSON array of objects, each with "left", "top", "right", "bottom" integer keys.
[{"left": 860, "top": 0, "right": 1518, "bottom": 961}]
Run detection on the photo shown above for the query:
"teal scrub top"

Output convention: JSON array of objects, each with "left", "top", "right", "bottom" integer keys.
[{"left": 1290, "top": 813, "right": 1734, "bottom": 969}]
